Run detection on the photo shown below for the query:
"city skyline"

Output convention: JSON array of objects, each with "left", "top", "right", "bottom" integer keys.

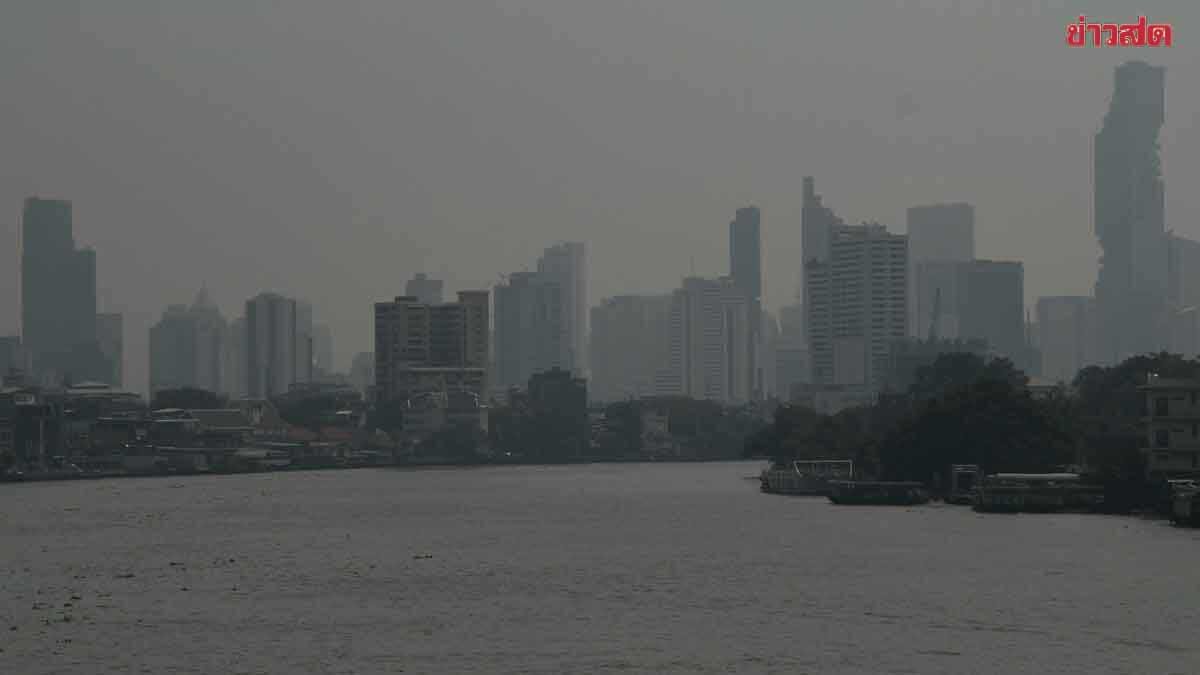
[{"left": 4, "top": 3, "right": 1200, "bottom": 395}]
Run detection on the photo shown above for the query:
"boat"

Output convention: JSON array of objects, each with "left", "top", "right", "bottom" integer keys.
[
  {"left": 827, "top": 481, "right": 930, "bottom": 506},
  {"left": 972, "top": 473, "right": 1105, "bottom": 513},
  {"left": 946, "top": 464, "right": 981, "bottom": 505},
  {"left": 760, "top": 459, "right": 853, "bottom": 496}
]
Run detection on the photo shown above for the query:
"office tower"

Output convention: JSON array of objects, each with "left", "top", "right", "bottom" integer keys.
[
  {"left": 906, "top": 203, "right": 975, "bottom": 263},
  {"left": 149, "top": 290, "right": 228, "bottom": 395},
  {"left": 589, "top": 294, "right": 672, "bottom": 402},
  {"left": 655, "top": 277, "right": 752, "bottom": 403},
  {"left": 1168, "top": 233, "right": 1200, "bottom": 309},
  {"left": 805, "top": 223, "right": 908, "bottom": 392},
  {"left": 374, "top": 291, "right": 489, "bottom": 405},
  {"left": 494, "top": 272, "right": 564, "bottom": 390},
  {"left": 312, "top": 323, "right": 334, "bottom": 375},
  {"left": 801, "top": 177, "right": 846, "bottom": 265},
  {"left": 294, "top": 300, "right": 314, "bottom": 384},
  {"left": 729, "top": 206, "right": 763, "bottom": 398},
  {"left": 1094, "top": 60, "right": 1169, "bottom": 363},
  {"left": 914, "top": 261, "right": 964, "bottom": 340},
  {"left": 245, "top": 292, "right": 306, "bottom": 398},
  {"left": 537, "top": 242, "right": 588, "bottom": 377},
  {"left": 958, "top": 261, "right": 1027, "bottom": 368},
  {"left": 907, "top": 203, "right": 975, "bottom": 336},
  {"left": 0, "top": 336, "right": 27, "bottom": 375},
  {"left": 95, "top": 313, "right": 123, "bottom": 387},
  {"left": 774, "top": 302, "right": 808, "bottom": 401},
  {"left": 150, "top": 305, "right": 197, "bottom": 395},
  {"left": 1037, "top": 296, "right": 1097, "bottom": 383},
  {"left": 20, "top": 197, "right": 104, "bottom": 383},
  {"left": 349, "top": 352, "right": 375, "bottom": 396},
  {"left": 191, "top": 290, "right": 227, "bottom": 393},
  {"left": 405, "top": 273, "right": 444, "bottom": 306},
  {"left": 226, "top": 317, "right": 246, "bottom": 397}
]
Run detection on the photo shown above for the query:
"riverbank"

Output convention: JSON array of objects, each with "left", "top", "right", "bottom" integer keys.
[{"left": 1, "top": 454, "right": 748, "bottom": 485}]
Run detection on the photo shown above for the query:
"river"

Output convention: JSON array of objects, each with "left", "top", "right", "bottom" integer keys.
[{"left": 1, "top": 461, "right": 1197, "bottom": 674}]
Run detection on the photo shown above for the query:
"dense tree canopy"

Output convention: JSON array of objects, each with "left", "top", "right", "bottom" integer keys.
[
  {"left": 878, "top": 377, "right": 1073, "bottom": 481},
  {"left": 150, "top": 387, "right": 225, "bottom": 411}
]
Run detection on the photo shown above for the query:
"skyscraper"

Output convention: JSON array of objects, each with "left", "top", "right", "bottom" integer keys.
[
  {"left": 805, "top": 223, "right": 908, "bottom": 393},
  {"left": 589, "top": 294, "right": 672, "bottom": 402},
  {"left": 245, "top": 292, "right": 305, "bottom": 398},
  {"left": 312, "top": 323, "right": 334, "bottom": 376},
  {"left": 729, "top": 206, "right": 762, "bottom": 398},
  {"left": 494, "top": 272, "right": 564, "bottom": 391},
  {"left": 907, "top": 203, "right": 975, "bottom": 337},
  {"left": 1094, "top": 60, "right": 1168, "bottom": 363},
  {"left": 148, "top": 290, "right": 228, "bottom": 395},
  {"left": 655, "top": 277, "right": 752, "bottom": 404},
  {"left": 20, "top": 197, "right": 104, "bottom": 383},
  {"left": 95, "top": 313, "right": 123, "bottom": 387},
  {"left": 1037, "top": 296, "right": 1097, "bottom": 383},
  {"left": 537, "top": 242, "right": 588, "bottom": 377},
  {"left": 801, "top": 177, "right": 845, "bottom": 265},
  {"left": 906, "top": 203, "right": 975, "bottom": 265},
  {"left": 958, "top": 260, "right": 1026, "bottom": 368}
]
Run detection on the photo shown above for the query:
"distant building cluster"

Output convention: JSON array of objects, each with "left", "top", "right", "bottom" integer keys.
[{"left": 4, "top": 59, "right": 1198, "bottom": 460}]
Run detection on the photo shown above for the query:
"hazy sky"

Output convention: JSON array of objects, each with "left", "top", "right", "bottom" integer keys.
[{"left": 3, "top": 1, "right": 1199, "bottom": 394}]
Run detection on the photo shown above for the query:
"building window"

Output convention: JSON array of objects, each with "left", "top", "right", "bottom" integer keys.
[
  {"left": 1155, "top": 397, "right": 1169, "bottom": 417},
  {"left": 1155, "top": 429, "right": 1170, "bottom": 448}
]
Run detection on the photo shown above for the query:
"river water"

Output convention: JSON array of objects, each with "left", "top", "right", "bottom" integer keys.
[{"left": 1, "top": 461, "right": 1198, "bottom": 674}]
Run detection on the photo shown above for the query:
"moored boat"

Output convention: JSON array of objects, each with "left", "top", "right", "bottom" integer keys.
[
  {"left": 972, "top": 473, "right": 1105, "bottom": 513},
  {"left": 827, "top": 481, "right": 930, "bottom": 506},
  {"left": 760, "top": 459, "right": 853, "bottom": 496}
]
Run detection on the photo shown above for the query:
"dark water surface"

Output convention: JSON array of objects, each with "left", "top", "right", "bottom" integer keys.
[{"left": 2, "top": 462, "right": 1198, "bottom": 674}]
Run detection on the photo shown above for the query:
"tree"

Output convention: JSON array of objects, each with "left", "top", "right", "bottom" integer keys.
[
  {"left": 424, "top": 422, "right": 485, "bottom": 461},
  {"left": 909, "top": 353, "right": 1026, "bottom": 404},
  {"left": 878, "top": 377, "right": 1073, "bottom": 482},
  {"left": 151, "top": 387, "right": 225, "bottom": 411}
]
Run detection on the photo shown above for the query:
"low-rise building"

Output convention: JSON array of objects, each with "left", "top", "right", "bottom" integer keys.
[{"left": 1140, "top": 374, "right": 1200, "bottom": 477}]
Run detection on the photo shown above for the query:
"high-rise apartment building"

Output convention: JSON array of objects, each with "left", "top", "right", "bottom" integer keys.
[
  {"left": 589, "top": 294, "right": 672, "bottom": 402},
  {"left": 537, "top": 242, "right": 588, "bottom": 377},
  {"left": 374, "top": 291, "right": 489, "bottom": 404},
  {"left": 805, "top": 221, "right": 908, "bottom": 393},
  {"left": 149, "top": 290, "right": 228, "bottom": 395},
  {"left": 20, "top": 197, "right": 106, "bottom": 383},
  {"left": 654, "top": 277, "right": 752, "bottom": 404},
  {"left": 1094, "top": 60, "right": 1169, "bottom": 363}
]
